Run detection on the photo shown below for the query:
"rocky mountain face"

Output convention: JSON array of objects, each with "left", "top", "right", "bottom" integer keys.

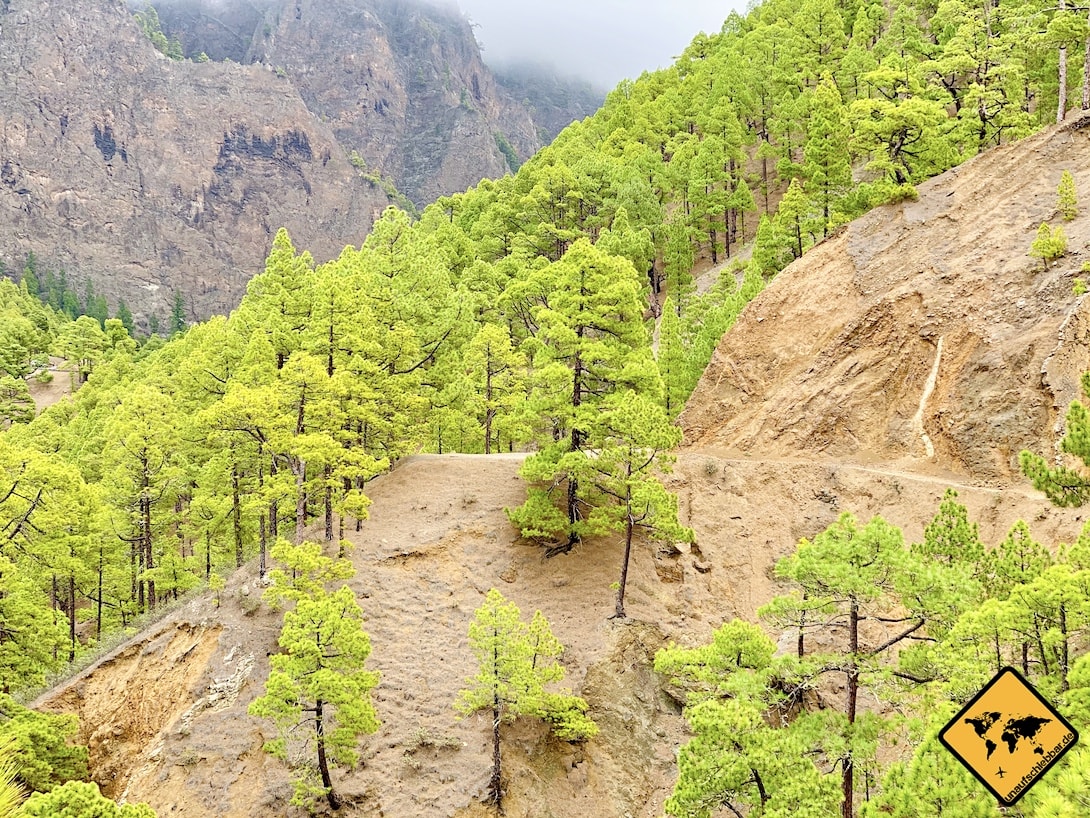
[
  {"left": 150, "top": 0, "right": 564, "bottom": 206},
  {"left": 0, "top": 0, "right": 600, "bottom": 326}
]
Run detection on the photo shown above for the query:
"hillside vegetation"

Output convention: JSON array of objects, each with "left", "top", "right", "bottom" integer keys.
[{"left": 2, "top": 0, "right": 1090, "bottom": 813}]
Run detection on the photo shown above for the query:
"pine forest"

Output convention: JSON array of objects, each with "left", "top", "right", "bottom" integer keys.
[{"left": 3, "top": 0, "right": 1090, "bottom": 813}]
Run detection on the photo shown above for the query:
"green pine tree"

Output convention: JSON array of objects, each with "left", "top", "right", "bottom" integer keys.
[
  {"left": 505, "top": 238, "right": 660, "bottom": 552},
  {"left": 1030, "top": 223, "right": 1068, "bottom": 269},
  {"left": 22, "top": 780, "right": 156, "bottom": 817},
  {"left": 455, "top": 589, "right": 597, "bottom": 810},
  {"left": 248, "top": 583, "right": 379, "bottom": 810},
  {"left": 1058, "top": 169, "right": 1078, "bottom": 221}
]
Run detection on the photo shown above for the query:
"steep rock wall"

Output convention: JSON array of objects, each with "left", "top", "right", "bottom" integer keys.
[{"left": 0, "top": 0, "right": 389, "bottom": 325}]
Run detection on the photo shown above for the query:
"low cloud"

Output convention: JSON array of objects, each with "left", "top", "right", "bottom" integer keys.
[{"left": 454, "top": 0, "right": 740, "bottom": 88}]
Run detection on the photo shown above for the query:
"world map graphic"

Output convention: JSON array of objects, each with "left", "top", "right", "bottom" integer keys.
[{"left": 964, "top": 711, "right": 1052, "bottom": 758}]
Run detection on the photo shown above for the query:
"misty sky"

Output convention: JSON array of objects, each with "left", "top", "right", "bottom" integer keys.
[{"left": 452, "top": 0, "right": 745, "bottom": 89}]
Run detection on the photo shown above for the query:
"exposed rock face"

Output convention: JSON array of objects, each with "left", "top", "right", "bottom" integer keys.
[
  {"left": 150, "top": 0, "right": 597, "bottom": 205},
  {"left": 0, "top": 0, "right": 389, "bottom": 325},
  {"left": 0, "top": 0, "right": 601, "bottom": 325}
]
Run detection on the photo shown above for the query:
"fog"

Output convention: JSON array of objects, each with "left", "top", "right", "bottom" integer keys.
[
  {"left": 131, "top": 0, "right": 743, "bottom": 90},
  {"left": 454, "top": 0, "right": 744, "bottom": 89}
]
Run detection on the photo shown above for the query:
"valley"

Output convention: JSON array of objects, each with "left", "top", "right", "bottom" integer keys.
[{"left": 3, "top": 0, "right": 1090, "bottom": 814}]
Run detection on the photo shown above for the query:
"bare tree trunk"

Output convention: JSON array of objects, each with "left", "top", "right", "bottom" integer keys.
[
  {"left": 1058, "top": 0, "right": 1068, "bottom": 122},
  {"left": 1083, "top": 14, "right": 1090, "bottom": 110},
  {"left": 843, "top": 597, "right": 860, "bottom": 818}
]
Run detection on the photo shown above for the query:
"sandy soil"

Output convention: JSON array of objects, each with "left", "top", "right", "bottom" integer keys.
[{"left": 26, "top": 357, "right": 73, "bottom": 415}]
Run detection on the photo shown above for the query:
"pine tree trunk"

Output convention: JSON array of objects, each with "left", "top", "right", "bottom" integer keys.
[
  {"left": 614, "top": 502, "right": 635, "bottom": 619},
  {"left": 724, "top": 208, "right": 732, "bottom": 258},
  {"left": 484, "top": 357, "right": 493, "bottom": 455},
  {"left": 268, "top": 457, "right": 279, "bottom": 546},
  {"left": 324, "top": 465, "right": 333, "bottom": 543},
  {"left": 1083, "top": 17, "right": 1090, "bottom": 110},
  {"left": 143, "top": 491, "right": 155, "bottom": 611},
  {"left": 232, "top": 465, "right": 244, "bottom": 567},
  {"left": 96, "top": 550, "right": 104, "bottom": 639},
  {"left": 258, "top": 462, "right": 267, "bottom": 579},
  {"left": 566, "top": 334, "right": 585, "bottom": 548},
  {"left": 68, "top": 576, "right": 76, "bottom": 662},
  {"left": 294, "top": 458, "right": 307, "bottom": 543},
  {"left": 1058, "top": 0, "right": 1068, "bottom": 123},
  {"left": 315, "top": 699, "right": 341, "bottom": 810},
  {"left": 490, "top": 702, "right": 502, "bottom": 808},
  {"left": 843, "top": 597, "right": 860, "bottom": 818}
]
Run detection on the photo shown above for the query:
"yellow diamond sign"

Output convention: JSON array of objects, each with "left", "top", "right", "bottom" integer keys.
[{"left": 940, "top": 666, "right": 1078, "bottom": 805}]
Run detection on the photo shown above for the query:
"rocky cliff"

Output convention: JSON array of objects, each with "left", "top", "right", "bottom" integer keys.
[
  {"left": 151, "top": 0, "right": 559, "bottom": 205},
  {"left": 0, "top": 0, "right": 600, "bottom": 326},
  {"left": 0, "top": 0, "right": 391, "bottom": 325}
]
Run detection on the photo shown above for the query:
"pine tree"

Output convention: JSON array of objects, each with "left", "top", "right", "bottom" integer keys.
[
  {"left": 22, "top": 780, "right": 156, "bottom": 817},
  {"left": 776, "top": 178, "right": 810, "bottom": 261},
  {"left": 1030, "top": 223, "right": 1068, "bottom": 269},
  {"left": 115, "top": 300, "right": 134, "bottom": 336},
  {"left": 456, "top": 589, "right": 596, "bottom": 810},
  {"left": 463, "top": 323, "right": 526, "bottom": 454},
  {"left": 248, "top": 584, "right": 379, "bottom": 810},
  {"left": 862, "top": 723, "right": 1004, "bottom": 818},
  {"left": 584, "top": 392, "right": 692, "bottom": 618},
  {"left": 804, "top": 76, "right": 852, "bottom": 236},
  {"left": 100, "top": 384, "right": 183, "bottom": 613},
  {"left": 1058, "top": 169, "right": 1078, "bottom": 221},
  {"left": 655, "top": 620, "right": 840, "bottom": 817},
  {"left": 657, "top": 297, "right": 691, "bottom": 419},
  {"left": 0, "top": 694, "right": 88, "bottom": 793},
  {"left": 764, "top": 513, "right": 938, "bottom": 818},
  {"left": 169, "top": 290, "right": 187, "bottom": 336},
  {"left": 506, "top": 238, "right": 660, "bottom": 552}
]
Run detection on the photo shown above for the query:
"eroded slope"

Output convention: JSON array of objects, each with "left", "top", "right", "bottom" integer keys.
[{"left": 682, "top": 120, "right": 1090, "bottom": 484}]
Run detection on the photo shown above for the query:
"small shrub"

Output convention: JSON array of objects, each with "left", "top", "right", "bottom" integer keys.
[
  {"left": 209, "top": 573, "right": 225, "bottom": 608},
  {"left": 1030, "top": 223, "right": 1068, "bottom": 269},
  {"left": 1074, "top": 278, "right": 1087, "bottom": 296},
  {"left": 237, "top": 588, "right": 260, "bottom": 616}
]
